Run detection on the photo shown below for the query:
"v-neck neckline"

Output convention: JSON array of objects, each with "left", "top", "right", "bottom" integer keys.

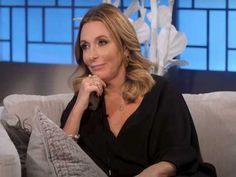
[{"left": 101, "top": 94, "right": 147, "bottom": 140}]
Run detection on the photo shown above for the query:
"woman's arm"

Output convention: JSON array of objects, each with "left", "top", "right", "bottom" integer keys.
[
  {"left": 136, "top": 161, "right": 176, "bottom": 177},
  {"left": 63, "top": 75, "right": 106, "bottom": 136},
  {"left": 143, "top": 76, "right": 198, "bottom": 176},
  {"left": 62, "top": 101, "right": 86, "bottom": 136}
]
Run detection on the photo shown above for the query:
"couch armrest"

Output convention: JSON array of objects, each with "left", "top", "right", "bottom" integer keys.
[{"left": 0, "top": 122, "right": 21, "bottom": 177}]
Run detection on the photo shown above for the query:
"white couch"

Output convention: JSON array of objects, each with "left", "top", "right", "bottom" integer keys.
[
  {"left": 0, "top": 92, "right": 236, "bottom": 177},
  {"left": 0, "top": 106, "right": 21, "bottom": 177}
]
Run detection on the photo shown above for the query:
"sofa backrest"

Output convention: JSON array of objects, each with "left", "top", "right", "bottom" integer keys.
[{"left": 183, "top": 91, "right": 236, "bottom": 177}]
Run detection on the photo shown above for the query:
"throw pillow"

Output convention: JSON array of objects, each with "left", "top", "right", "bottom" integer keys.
[
  {"left": 1, "top": 117, "right": 31, "bottom": 177},
  {"left": 26, "top": 109, "right": 107, "bottom": 177}
]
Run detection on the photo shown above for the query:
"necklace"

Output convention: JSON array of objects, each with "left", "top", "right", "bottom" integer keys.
[{"left": 106, "top": 100, "right": 126, "bottom": 120}]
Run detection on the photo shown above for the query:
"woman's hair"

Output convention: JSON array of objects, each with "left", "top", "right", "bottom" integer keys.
[{"left": 72, "top": 3, "right": 155, "bottom": 103}]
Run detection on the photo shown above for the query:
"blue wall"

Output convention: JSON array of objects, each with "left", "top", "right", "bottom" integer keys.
[
  {"left": 0, "top": 0, "right": 235, "bottom": 72},
  {"left": 177, "top": 0, "right": 236, "bottom": 72}
]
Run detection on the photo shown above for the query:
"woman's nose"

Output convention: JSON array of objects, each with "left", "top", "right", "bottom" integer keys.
[{"left": 88, "top": 46, "right": 98, "bottom": 62}]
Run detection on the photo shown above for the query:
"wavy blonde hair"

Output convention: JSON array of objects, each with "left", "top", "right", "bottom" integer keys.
[{"left": 72, "top": 3, "right": 155, "bottom": 103}]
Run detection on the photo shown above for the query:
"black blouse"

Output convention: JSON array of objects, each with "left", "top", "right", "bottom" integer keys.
[{"left": 60, "top": 75, "right": 216, "bottom": 177}]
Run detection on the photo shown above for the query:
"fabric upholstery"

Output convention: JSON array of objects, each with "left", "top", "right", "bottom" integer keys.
[
  {"left": 0, "top": 94, "right": 72, "bottom": 177},
  {"left": 2, "top": 93, "right": 73, "bottom": 126},
  {"left": 0, "top": 106, "right": 3, "bottom": 119},
  {"left": 1, "top": 92, "right": 236, "bottom": 177},
  {"left": 0, "top": 120, "right": 21, "bottom": 177},
  {"left": 26, "top": 109, "right": 107, "bottom": 177},
  {"left": 183, "top": 92, "right": 236, "bottom": 177}
]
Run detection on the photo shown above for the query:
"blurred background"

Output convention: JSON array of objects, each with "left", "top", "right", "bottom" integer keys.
[{"left": 0, "top": 0, "right": 236, "bottom": 103}]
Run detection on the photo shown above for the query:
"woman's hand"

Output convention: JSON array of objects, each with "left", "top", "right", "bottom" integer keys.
[
  {"left": 75, "top": 74, "right": 106, "bottom": 111},
  {"left": 63, "top": 74, "right": 106, "bottom": 136},
  {"left": 135, "top": 161, "right": 176, "bottom": 177}
]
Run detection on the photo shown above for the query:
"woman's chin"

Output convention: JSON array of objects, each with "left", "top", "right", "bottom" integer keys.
[{"left": 91, "top": 72, "right": 107, "bottom": 81}]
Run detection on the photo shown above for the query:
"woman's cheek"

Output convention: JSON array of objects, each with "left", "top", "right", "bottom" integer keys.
[{"left": 83, "top": 54, "right": 89, "bottom": 66}]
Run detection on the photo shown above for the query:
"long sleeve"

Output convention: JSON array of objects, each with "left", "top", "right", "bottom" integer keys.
[
  {"left": 59, "top": 75, "right": 216, "bottom": 177},
  {"left": 60, "top": 95, "right": 77, "bottom": 128},
  {"left": 148, "top": 78, "right": 201, "bottom": 176}
]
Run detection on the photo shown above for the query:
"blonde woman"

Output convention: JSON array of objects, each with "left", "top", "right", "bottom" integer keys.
[{"left": 61, "top": 3, "right": 216, "bottom": 177}]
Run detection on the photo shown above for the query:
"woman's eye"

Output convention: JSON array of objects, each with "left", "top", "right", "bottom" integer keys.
[
  {"left": 98, "top": 40, "right": 108, "bottom": 46},
  {"left": 80, "top": 43, "right": 89, "bottom": 50}
]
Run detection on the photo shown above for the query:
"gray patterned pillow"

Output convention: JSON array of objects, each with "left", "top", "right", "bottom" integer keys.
[{"left": 26, "top": 109, "right": 107, "bottom": 177}]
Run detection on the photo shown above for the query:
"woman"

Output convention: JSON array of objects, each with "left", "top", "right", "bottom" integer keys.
[{"left": 61, "top": 3, "right": 216, "bottom": 177}]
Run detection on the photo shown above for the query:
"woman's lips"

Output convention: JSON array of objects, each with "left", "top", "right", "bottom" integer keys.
[{"left": 91, "top": 63, "right": 105, "bottom": 71}]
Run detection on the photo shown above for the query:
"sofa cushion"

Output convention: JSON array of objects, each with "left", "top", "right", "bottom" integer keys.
[
  {"left": 2, "top": 93, "right": 73, "bottom": 127},
  {"left": 1, "top": 93, "right": 73, "bottom": 177},
  {"left": 0, "top": 122, "right": 21, "bottom": 177},
  {"left": 183, "top": 91, "right": 236, "bottom": 177},
  {"left": 0, "top": 106, "right": 3, "bottom": 119},
  {"left": 1, "top": 92, "right": 235, "bottom": 177},
  {"left": 26, "top": 108, "right": 107, "bottom": 177},
  {"left": 1, "top": 113, "right": 31, "bottom": 177}
]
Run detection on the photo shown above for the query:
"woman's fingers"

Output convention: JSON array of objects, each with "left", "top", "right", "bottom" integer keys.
[
  {"left": 79, "top": 74, "right": 105, "bottom": 98},
  {"left": 89, "top": 74, "right": 106, "bottom": 88},
  {"left": 87, "top": 74, "right": 106, "bottom": 96},
  {"left": 75, "top": 74, "right": 105, "bottom": 110}
]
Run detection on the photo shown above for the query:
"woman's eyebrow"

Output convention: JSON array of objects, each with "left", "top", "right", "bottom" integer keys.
[
  {"left": 95, "top": 35, "right": 109, "bottom": 39},
  {"left": 79, "top": 40, "right": 88, "bottom": 44},
  {"left": 98, "top": 34, "right": 108, "bottom": 37},
  {"left": 80, "top": 35, "right": 109, "bottom": 43}
]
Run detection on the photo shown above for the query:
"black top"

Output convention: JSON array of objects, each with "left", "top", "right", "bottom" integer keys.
[{"left": 60, "top": 75, "right": 216, "bottom": 177}]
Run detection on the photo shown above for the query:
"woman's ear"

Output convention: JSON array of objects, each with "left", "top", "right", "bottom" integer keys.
[
  {"left": 123, "top": 46, "right": 130, "bottom": 58},
  {"left": 123, "top": 46, "right": 130, "bottom": 67}
]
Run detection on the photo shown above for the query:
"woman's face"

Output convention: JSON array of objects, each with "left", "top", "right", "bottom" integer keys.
[{"left": 80, "top": 21, "right": 125, "bottom": 83}]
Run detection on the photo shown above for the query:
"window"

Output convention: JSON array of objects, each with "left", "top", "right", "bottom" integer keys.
[
  {"left": 0, "top": 0, "right": 169, "bottom": 64},
  {"left": 176, "top": 0, "right": 236, "bottom": 72},
  {"left": 1, "top": 0, "right": 235, "bottom": 72},
  {"left": 0, "top": 0, "right": 104, "bottom": 64}
]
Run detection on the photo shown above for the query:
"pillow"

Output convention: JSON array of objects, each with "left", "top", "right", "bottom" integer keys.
[
  {"left": 26, "top": 109, "right": 107, "bottom": 177},
  {"left": 183, "top": 91, "right": 236, "bottom": 177},
  {"left": 1, "top": 93, "right": 73, "bottom": 177},
  {"left": 1, "top": 117, "right": 31, "bottom": 177},
  {"left": 2, "top": 93, "right": 73, "bottom": 127}
]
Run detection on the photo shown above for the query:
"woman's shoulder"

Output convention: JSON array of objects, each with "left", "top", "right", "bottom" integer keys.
[
  {"left": 143, "top": 74, "right": 168, "bottom": 99},
  {"left": 149, "top": 74, "right": 181, "bottom": 97},
  {"left": 151, "top": 74, "right": 170, "bottom": 90}
]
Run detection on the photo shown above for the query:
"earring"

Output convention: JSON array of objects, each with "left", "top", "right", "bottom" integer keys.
[{"left": 124, "top": 55, "right": 129, "bottom": 68}]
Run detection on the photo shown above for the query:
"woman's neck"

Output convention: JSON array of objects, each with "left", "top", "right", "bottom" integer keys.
[
  {"left": 105, "top": 83, "right": 122, "bottom": 95},
  {"left": 105, "top": 67, "right": 126, "bottom": 96}
]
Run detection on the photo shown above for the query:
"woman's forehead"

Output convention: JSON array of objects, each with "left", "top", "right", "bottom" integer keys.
[{"left": 80, "top": 21, "right": 111, "bottom": 40}]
